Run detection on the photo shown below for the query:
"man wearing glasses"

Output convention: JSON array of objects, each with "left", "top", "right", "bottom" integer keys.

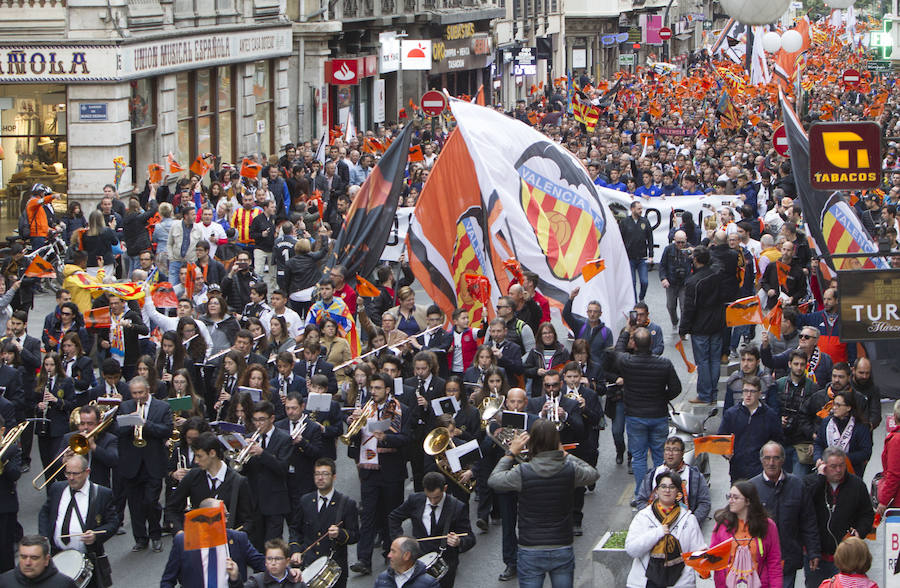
[
  {"left": 227, "top": 539, "right": 303, "bottom": 588},
  {"left": 634, "top": 437, "right": 711, "bottom": 522},
  {"left": 658, "top": 230, "right": 693, "bottom": 328},
  {"left": 762, "top": 326, "right": 834, "bottom": 390},
  {"left": 717, "top": 375, "right": 784, "bottom": 484}
]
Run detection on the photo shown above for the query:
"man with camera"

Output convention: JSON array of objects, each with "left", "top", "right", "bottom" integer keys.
[{"left": 658, "top": 230, "right": 692, "bottom": 328}]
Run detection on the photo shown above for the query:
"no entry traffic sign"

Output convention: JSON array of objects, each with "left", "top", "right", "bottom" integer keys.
[
  {"left": 420, "top": 91, "right": 446, "bottom": 117},
  {"left": 843, "top": 68, "right": 861, "bottom": 87},
  {"left": 659, "top": 27, "right": 673, "bottom": 41},
  {"left": 773, "top": 125, "right": 790, "bottom": 158}
]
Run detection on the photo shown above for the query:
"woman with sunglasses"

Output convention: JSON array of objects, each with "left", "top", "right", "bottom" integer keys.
[{"left": 43, "top": 302, "right": 90, "bottom": 355}]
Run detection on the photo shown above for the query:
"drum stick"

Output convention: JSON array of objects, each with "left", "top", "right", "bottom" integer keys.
[
  {"left": 300, "top": 520, "right": 343, "bottom": 555},
  {"left": 416, "top": 533, "right": 469, "bottom": 541},
  {"left": 58, "top": 530, "right": 108, "bottom": 539}
]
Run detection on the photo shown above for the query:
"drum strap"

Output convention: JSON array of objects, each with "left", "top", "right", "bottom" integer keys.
[{"left": 439, "top": 503, "right": 454, "bottom": 551}]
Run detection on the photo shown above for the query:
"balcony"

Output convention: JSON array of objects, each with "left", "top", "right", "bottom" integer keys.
[
  {"left": 127, "top": 0, "right": 165, "bottom": 28},
  {"left": 335, "top": 0, "right": 501, "bottom": 21}
]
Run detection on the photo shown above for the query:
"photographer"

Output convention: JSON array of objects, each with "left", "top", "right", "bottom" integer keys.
[
  {"left": 658, "top": 230, "right": 692, "bottom": 328},
  {"left": 615, "top": 303, "right": 664, "bottom": 356},
  {"left": 221, "top": 250, "right": 260, "bottom": 314}
]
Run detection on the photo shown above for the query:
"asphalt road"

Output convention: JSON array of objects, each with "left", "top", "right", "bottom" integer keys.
[{"left": 15, "top": 271, "right": 891, "bottom": 587}]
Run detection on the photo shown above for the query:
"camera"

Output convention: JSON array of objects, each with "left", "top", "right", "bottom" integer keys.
[{"left": 628, "top": 311, "right": 638, "bottom": 326}]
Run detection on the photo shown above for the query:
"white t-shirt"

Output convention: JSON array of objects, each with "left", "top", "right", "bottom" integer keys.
[{"left": 195, "top": 221, "right": 227, "bottom": 258}]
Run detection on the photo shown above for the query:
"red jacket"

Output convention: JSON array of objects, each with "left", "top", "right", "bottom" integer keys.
[
  {"left": 880, "top": 426, "right": 900, "bottom": 507},
  {"left": 447, "top": 328, "right": 477, "bottom": 372},
  {"left": 533, "top": 291, "right": 551, "bottom": 324}
]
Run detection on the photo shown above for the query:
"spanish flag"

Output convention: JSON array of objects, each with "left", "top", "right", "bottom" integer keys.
[{"left": 693, "top": 435, "right": 734, "bottom": 456}]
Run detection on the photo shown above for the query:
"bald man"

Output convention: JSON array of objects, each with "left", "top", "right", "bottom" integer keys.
[{"left": 658, "top": 230, "right": 693, "bottom": 327}]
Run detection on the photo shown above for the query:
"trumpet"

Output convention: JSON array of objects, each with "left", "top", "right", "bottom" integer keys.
[
  {"left": 232, "top": 430, "right": 260, "bottom": 472},
  {"left": 32, "top": 406, "right": 118, "bottom": 490},
  {"left": 290, "top": 414, "right": 308, "bottom": 442},
  {"left": 0, "top": 422, "right": 29, "bottom": 475},
  {"left": 133, "top": 402, "right": 147, "bottom": 448},
  {"left": 424, "top": 427, "right": 475, "bottom": 494},
  {"left": 547, "top": 395, "right": 564, "bottom": 431},
  {"left": 168, "top": 428, "right": 182, "bottom": 459},
  {"left": 340, "top": 399, "right": 376, "bottom": 445}
]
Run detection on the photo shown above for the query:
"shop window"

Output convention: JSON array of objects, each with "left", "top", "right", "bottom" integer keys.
[
  {"left": 253, "top": 61, "right": 274, "bottom": 158},
  {"left": 174, "top": 67, "right": 237, "bottom": 170},
  {"left": 0, "top": 85, "right": 68, "bottom": 214}
]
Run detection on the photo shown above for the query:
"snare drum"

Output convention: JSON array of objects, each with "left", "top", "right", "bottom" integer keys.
[
  {"left": 417, "top": 551, "right": 449, "bottom": 580},
  {"left": 301, "top": 556, "right": 341, "bottom": 588},
  {"left": 53, "top": 550, "right": 94, "bottom": 588}
]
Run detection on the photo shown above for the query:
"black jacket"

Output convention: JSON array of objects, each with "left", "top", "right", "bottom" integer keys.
[
  {"left": 293, "top": 357, "right": 338, "bottom": 396},
  {"left": 288, "top": 490, "right": 359, "bottom": 569},
  {"left": 0, "top": 561, "right": 77, "bottom": 587},
  {"left": 0, "top": 442, "right": 21, "bottom": 514},
  {"left": 284, "top": 250, "right": 328, "bottom": 295},
  {"left": 39, "top": 481, "right": 119, "bottom": 556},
  {"left": 388, "top": 492, "right": 475, "bottom": 566},
  {"left": 804, "top": 472, "right": 874, "bottom": 556},
  {"left": 619, "top": 215, "right": 653, "bottom": 261},
  {"left": 96, "top": 309, "right": 149, "bottom": 367},
  {"left": 658, "top": 243, "right": 693, "bottom": 286},
  {"left": 123, "top": 201, "right": 158, "bottom": 256},
  {"left": 116, "top": 396, "right": 174, "bottom": 480},
  {"left": 241, "top": 427, "right": 293, "bottom": 516},
  {"left": 165, "top": 465, "right": 255, "bottom": 533},
  {"left": 61, "top": 355, "right": 94, "bottom": 393},
  {"left": 679, "top": 264, "right": 724, "bottom": 337},
  {"left": 373, "top": 561, "right": 439, "bottom": 588},
  {"left": 37, "top": 376, "right": 76, "bottom": 438},
  {"left": 605, "top": 351, "right": 681, "bottom": 418},
  {"left": 751, "top": 472, "right": 820, "bottom": 573},
  {"left": 60, "top": 430, "right": 117, "bottom": 489},
  {"left": 709, "top": 243, "right": 740, "bottom": 304},
  {"left": 249, "top": 213, "right": 276, "bottom": 252},
  {"left": 274, "top": 417, "right": 324, "bottom": 496},
  {"left": 222, "top": 270, "right": 260, "bottom": 313}
]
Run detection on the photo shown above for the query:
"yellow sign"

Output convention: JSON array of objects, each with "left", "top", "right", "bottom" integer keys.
[
  {"left": 444, "top": 22, "right": 475, "bottom": 41},
  {"left": 821, "top": 131, "right": 870, "bottom": 168}
]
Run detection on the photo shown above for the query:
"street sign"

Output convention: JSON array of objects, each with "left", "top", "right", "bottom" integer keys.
[
  {"left": 867, "top": 60, "right": 894, "bottom": 72},
  {"left": 615, "top": 32, "right": 629, "bottom": 43},
  {"left": 809, "top": 121, "right": 882, "bottom": 190},
  {"left": 420, "top": 91, "right": 447, "bottom": 117},
  {"left": 842, "top": 68, "right": 860, "bottom": 87},
  {"left": 659, "top": 27, "right": 673, "bottom": 41},
  {"left": 619, "top": 54, "right": 636, "bottom": 66},
  {"left": 773, "top": 125, "right": 790, "bottom": 158}
]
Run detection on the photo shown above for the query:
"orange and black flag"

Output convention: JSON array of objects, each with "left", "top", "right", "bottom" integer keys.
[
  {"left": 167, "top": 153, "right": 185, "bottom": 174},
  {"left": 465, "top": 273, "right": 491, "bottom": 307},
  {"left": 151, "top": 282, "right": 179, "bottom": 308},
  {"left": 776, "top": 261, "right": 790, "bottom": 287},
  {"left": 329, "top": 123, "right": 415, "bottom": 279},
  {"left": 183, "top": 503, "right": 227, "bottom": 551},
  {"left": 694, "top": 435, "right": 735, "bottom": 456},
  {"left": 84, "top": 307, "right": 111, "bottom": 329},
  {"left": 355, "top": 274, "right": 381, "bottom": 298},
  {"left": 408, "top": 144, "right": 424, "bottom": 163},
  {"left": 503, "top": 258, "right": 524, "bottom": 285},
  {"left": 683, "top": 538, "right": 735, "bottom": 577},
  {"left": 240, "top": 158, "right": 261, "bottom": 179},
  {"left": 581, "top": 258, "right": 606, "bottom": 282},
  {"left": 763, "top": 299, "right": 783, "bottom": 338},
  {"left": 25, "top": 255, "right": 55, "bottom": 278},
  {"left": 148, "top": 163, "right": 164, "bottom": 184},
  {"left": 190, "top": 155, "right": 211, "bottom": 177},
  {"left": 725, "top": 296, "right": 764, "bottom": 327}
]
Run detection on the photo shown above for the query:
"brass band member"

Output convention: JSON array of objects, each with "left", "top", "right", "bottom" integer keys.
[
  {"left": 275, "top": 393, "right": 323, "bottom": 512},
  {"left": 60, "top": 404, "right": 118, "bottom": 489},
  {"left": 389, "top": 471, "right": 475, "bottom": 588},
  {"left": 426, "top": 414, "right": 475, "bottom": 505},
  {"left": 0, "top": 414, "right": 21, "bottom": 573},
  {"left": 288, "top": 457, "right": 360, "bottom": 588},
  {"left": 305, "top": 375, "right": 344, "bottom": 461},
  {"left": 212, "top": 351, "right": 245, "bottom": 421},
  {"left": 561, "top": 362, "right": 601, "bottom": 537},
  {"left": 35, "top": 352, "right": 75, "bottom": 472}
]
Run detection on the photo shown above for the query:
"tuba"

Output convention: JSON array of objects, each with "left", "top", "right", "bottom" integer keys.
[{"left": 423, "top": 427, "right": 475, "bottom": 494}]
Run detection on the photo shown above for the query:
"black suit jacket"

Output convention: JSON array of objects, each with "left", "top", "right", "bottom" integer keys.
[
  {"left": 161, "top": 529, "right": 264, "bottom": 588},
  {"left": 38, "top": 376, "right": 76, "bottom": 437},
  {"left": 293, "top": 357, "right": 338, "bottom": 396},
  {"left": 308, "top": 401, "right": 343, "bottom": 460},
  {"left": 489, "top": 339, "right": 524, "bottom": 376},
  {"left": 0, "top": 442, "right": 21, "bottom": 514},
  {"left": 9, "top": 334, "right": 43, "bottom": 405},
  {"left": 0, "top": 364, "right": 23, "bottom": 415},
  {"left": 116, "top": 396, "right": 173, "bottom": 480},
  {"left": 388, "top": 493, "right": 475, "bottom": 565},
  {"left": 82, "top": 380, "right": 131, "bottom": 407},
  {"left": 354, "top": 400, "right": 411, "bottom": 483},
  {"left": 288, "top": 490, "right": 360, "bottom": 568},
  {"left": 269, "top": 374, "right": 304, "bottom": 400},
  {"left": 415, "top": 331, "right": 452, "bottom": 378},
  {"left": 62, "top": 355, "right": 95, "bottom": 393},
  {"left": 38, "top": 481, "right": 119, "bottom": 555},
  {"left": 402, "top": 375, "right": 447, "bottom": 435},
  {"left": 525, "top": 394, "right": 584, "bottom": 444},
  {"left": 97, "top": 309, "right": 149, "bottom": 366},
  {"left": 61, "top": 431, "right": 117, "bottom": 489},
  {"left": 275, "top": 417, "right": 324, "bottom": 496},
  {"left": 165, "top": 466, "right": 255, "bottom": 533},
  {"left": 0, "top": 396, "right": 15, "bottom": 429},
  {"left": 242, "top": 427, "right": 292, "bottom": 515}
]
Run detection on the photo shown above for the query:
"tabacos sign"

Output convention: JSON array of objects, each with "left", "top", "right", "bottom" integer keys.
[{"left": 809, "top": 122, "right": 882, "bottom": 190}]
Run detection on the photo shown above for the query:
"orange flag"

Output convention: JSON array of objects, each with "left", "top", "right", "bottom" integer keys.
[
  {"left": 762, "top": 299, "right": 783, "bottom": 339},
  {"left": 693, "top": 435, "right": 735, "bottom": 456},
  {"left": 503, "top": 259, "right": 524, "bottom": 285},
  {"left": 25, "top": 255, "right": 55, "bottom": 278},
  {"left": 167, "top": 153, "right": 185, "bottom": 174},
  {"left": 84, "top": 307, "right": 111, "bottom": 329},
  {"left": 189, "top": 155, "right": 211, "bottom": 177},
  {"left": 475, "top": 85, "right": 485, "bottom": 106},
  {"left": 240, "top": 158, "right": 261, "bottom": 179},
  {"left": 184, "top": 263, "right": 197, "bottom": 299},
  {"left": 183, "top": 503, "right": 227, "bottom": 551},
  {"left": 776, "top": 261, "right": 790, "bottom": 287},
  {"left": 408, "top": 144, "right": 424, "bottom": 162},
  {"left": 151, "top": 282, "right": 179, "bottom": 308},
  {"left": 674, "top": 339, "right": 697, "bottom": 373},
  {"left": 308, "top": 193, "right": 324, "bottom": 221},
  {"left": 148, "top": 163, "right": 164, "bottom": 184},
  {"left": 355, "top": 275, "right": 381, "bottom": 298},
  {"left": 725, "top": 296, "right": 764, "bottom": 327},
  {"left": 581, "top": 259, "right": 606, "bottom": 282},
  {"left": 683, "top": 538, "right": 736, "bottom": 576},
  {"left": 464, "top": 273, "right": 491, "bottom": 307}
]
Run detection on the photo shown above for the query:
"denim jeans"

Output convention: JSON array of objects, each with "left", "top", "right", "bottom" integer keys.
[
  {"left": 783, "top": 571, "right": 796, "bottom": 588},
  {"left": 664, "top": 282, "right": 685, "bottom": 326},
  {"left": 783, "top": 446, "right": 813, "bottom": 476},
  {"left": 730, "top": 325, "right": 752, "bottom": 353},
  {"left": 611, "top": 400, "right": 626, "bottom": 455},
  {"left": 691, "top": 334, "right": 722, "bottom": 403},
  {"left": 168, "top": 260, "right": 183, "bottom": 286},
  {"left": 517, "top": 546, "right": 575, "bottom": 588},
  {"left": 804, "top": 557, "right": 837, "bottom": 587},
  {"left": 625, "top": 416, "right": 668, "bottom": 496},
  {"left": 629, "top": 258, "right": 649, "bottom": 302}
]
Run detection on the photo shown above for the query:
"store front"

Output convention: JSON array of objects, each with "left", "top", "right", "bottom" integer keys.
[
  {"left": 428, "top": 23, "right": 493, "bottom": 98},
  {"left": 324, "top": 56, "right": 378, "bottom": 135}
]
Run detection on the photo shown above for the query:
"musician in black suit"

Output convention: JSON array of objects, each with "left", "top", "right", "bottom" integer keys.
[
  {"left": 116, "top": 376, "right": 173, "bottom": 553},
  {"left": 241, "top": 400, "right": 292, "bottom": 551},
  {"left": 0, "top": 359, "right": 23, "bottom": 423},
  {"left": 409, "top": 307, "right": 453, "bottom": 378},
  {"left": 231, "top": 330, "right": 267, "bottom": 369},
  {"left": 293, "top": 345, "right": 338, "bottom": 396},
  {"left": 275, "top": 393, "right": 324, "bottom": 513},
  {"left": 389, "top": 472, "right": 475, "bottom": 588},
  {"left": 7, "top": 310, "right": 44, "bottom": 470},
  {"left": 561, "top": 362, "right": 601, "bottom": 536},
  {"left": 348, "top": 373, "right": 411, "bottom": 576},
  {"left": 485, "top": 319, "right": 524, "bottom": 378},
  {"left": 304, "top": 375, "right": 344, "bottom": 460},
  {"left": 38, "top": 455, "right": 119, "bottom": 588},
  {"left": 60, "top": 332, "right": 95, "bottom": 394},
  {"left": 288, "top": 457, "right": 359, "bottom": 588},
  {"left": 525, "top": 370, "right": 584, "bottom": 444},
  {"left": 0, "top": 396, "right": 15, "bottom": 431},
  {"left": 402, "top": 352, "right": 446, "bottom": 493},
  {"left": 82, "top": 360, "right": 129, "bottom": 407},
  {"left": 0, "top": 414, "right": 21, "bottom": 573},
  {"left": 60, "top": 405, "right": 117, "bottom": 489},
  {"left": 35, "top": 352, "right": 76, "bottom": 472},
  {"left": 270, "top": 353, "right": 304, "bottom": 403},
  {"left": 96, "top": 294, "right": 149, "bottom": 381},
  {"left": 165, "top": 432, "right": 255, "bottom": 534}
]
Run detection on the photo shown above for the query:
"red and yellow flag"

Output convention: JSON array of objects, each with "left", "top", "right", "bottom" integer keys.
[
  {"left": 693, "top": 435, "right": 735, "bottom": 456},
  {"left": 503, "top": 258, "right": 524, "bottom": 285},
  {"left": 25, "top": 255, "right": 55, "bottom": 278},
  {"left": 183, "top": 503, "right": 227, "bottom": 551}
]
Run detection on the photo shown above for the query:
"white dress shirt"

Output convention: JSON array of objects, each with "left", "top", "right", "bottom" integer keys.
[
  {"left": 421, "top": 495, "right": 445, "bottom": 535},
  {"left": 201, "top": 544, "right": 228, "bottom": 588},
  {"left": 317, "top": 488, "right": 335, "bottom": 512},
  {"left": 394, "top": 565, "right": 416, "bottom": 588},
  {"left": 207, "top": 460, "right": 227, "bottom": 492},
  {"left": 54, "top": 482, "right": 91, "bottom": 552}
]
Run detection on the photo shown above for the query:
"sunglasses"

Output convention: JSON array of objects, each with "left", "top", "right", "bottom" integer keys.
[{"left": 798, "top": 334, "right": 816, "bottom": 340}]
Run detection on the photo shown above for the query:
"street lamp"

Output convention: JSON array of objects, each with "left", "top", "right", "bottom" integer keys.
[{"left": 718, "top": 0, "right": 792, "bottom": 25}]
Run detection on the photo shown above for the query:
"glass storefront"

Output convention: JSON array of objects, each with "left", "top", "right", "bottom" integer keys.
[
  {"left": 0, "top": 84, "right": 68, "bottom": 212},
  {"left": 130, "top": 78, "right": 157, "bottom": 187},
  {"left": 253, "top": 61, "right": 273, "bottom": 158},
  {"left": 174, "top": 65, "right": 238, "bottom": 168}
]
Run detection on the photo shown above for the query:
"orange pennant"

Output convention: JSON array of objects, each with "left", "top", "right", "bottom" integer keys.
[
  {"left": 148, "top": 163, "right": 164, "bottom": 184},
  {"left": 184, "top": 262, "right": 196, "bottom": 300},
  {"left": 675, "top": 339, "right": 697, "bottom": 373},
  {"left": 355, "top": 274, "right": 381, "bottom": 298},
  {"left": 693, "top": 435, "right": 735, "bottom": 456},
  {"left": 683, "top": 538, "right": 736, "bottom": 577},
  {"left": 464, "top": 273, "right": 490, "bottom": 307},
  {"left": 150, "top": 282, "right": 179, "bottom": 308},
  {"left": 84, "top": 307, "right": 111, "bottom": 329},
  {"left": 503, "top": 259, "right": 524, "bottom": 285},
  {"left": 776, "top": 261, "right": 790, "bottom": 287},
  {"left": 725, "top": 296, "right": 764, "bottom": 327},
  {"left": 308, "top": 193, "right": 324, "bottom": 221},
  {"left": 867, "top": 512, "right": 881, "bottom": 540},
  {"left": 240, "top": 158, "right": 261, "bottom": 179},
  {"left": 762, "top": 299, "right": 783, "bottom": 339},
  {"left": 167, "top": 153, "right": 185, "bottom": 174},
  {"left": 581, "top": 258, "right": 606, "bottom": 282},
  {"left": 183, "top": 503, "right": 228, "bottom": 551},
  {"left": 25, "top": 255, "right": 55, "bottom": 278},
  {"left": 189, "top": 155, "right": 211, "bottom": 177},
  {"left": 408, "top": 144, "right": 424, "bottom": 162}
]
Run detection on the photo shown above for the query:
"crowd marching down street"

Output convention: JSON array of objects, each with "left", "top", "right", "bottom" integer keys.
[{"left": 2, "top": 5, "right": 900, "bottom": 588}]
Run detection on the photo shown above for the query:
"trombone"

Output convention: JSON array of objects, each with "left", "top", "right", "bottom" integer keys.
[
  {"left": 0, "top": 422, "right": 29, "bottom": 475},
  {"left": 32, "top": 406, "right": 118, "bottom": 490}
]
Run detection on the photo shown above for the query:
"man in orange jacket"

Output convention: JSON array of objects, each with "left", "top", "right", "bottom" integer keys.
[{"left": 24, "top": 183, "right": 62, "bottom": 250}]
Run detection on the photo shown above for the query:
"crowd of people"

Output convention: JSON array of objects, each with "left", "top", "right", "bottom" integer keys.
[{"left": 0, "top": 30, "right": 898, "bottom": 588}]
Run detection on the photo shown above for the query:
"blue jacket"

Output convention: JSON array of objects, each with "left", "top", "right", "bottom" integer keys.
[
  {"left": 813, "top": 416, "right": 873, "bottom": 475},
  {"left": 717, "top": 402, "right": 784, "bottom": 481},
  {"left": 750, "top": 471, "right": 820, "bottom": 573},
  {"left": 373, "top": 561, "right": 439, "bottom": 588},
  {"left": 160, "top": 529, "right": 264, "bottom": 588}
]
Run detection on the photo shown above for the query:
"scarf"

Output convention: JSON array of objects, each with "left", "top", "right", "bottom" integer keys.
[
  {"left": 805, "top": 347, "right": 820, "bottom": 383},
  {"left": 110, "top": 313, "right": 125, "bottom": 365},
  {"left": 827, "top": 416, "right": 855, "bottom": 452},
  {"left": 647, "top": 500, "right": 685, "bottom": 587}
]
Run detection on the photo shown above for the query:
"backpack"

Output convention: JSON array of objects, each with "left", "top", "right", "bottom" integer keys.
[
  {"left": 725, "top": 541, "right": 762, "bottom": 588},
  {"left": 18, "top": 208, "right": 31, "bottom": 239}
]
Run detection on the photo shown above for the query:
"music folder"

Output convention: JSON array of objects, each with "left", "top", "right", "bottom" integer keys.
[
  {"left": 431, "top": 396, "right": 460, "bottom": 417},
  {"left": 237, "top": 387, "right": 262, "bottom": 402},
  {"left": 307, "top": 393, "right": 331, "bottom": 412},
  {"left": 445, "top": 439, "right": 481, "bottom": 473},
  {"left": 501, "top": 411, "right": 527, "bottom": 429}
]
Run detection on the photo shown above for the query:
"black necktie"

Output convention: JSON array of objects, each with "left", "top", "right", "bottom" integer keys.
[
  {"left": 166, "top": 356, "right": 172, "bottom": 373},
  {"left": 429, "top": 504, "right": 438, "bottom": 535},
  {"left": 209, "top": 475, "right": 218, "bottom": 493},
  {"left": 261, "top": 433, "right": 267, "bottom": 450},
  {"left": 320, "top": 496, "right": 327, "bottom": 513},
  {"left": 61, "top": 487, "right": 80, "bottom": 546}
]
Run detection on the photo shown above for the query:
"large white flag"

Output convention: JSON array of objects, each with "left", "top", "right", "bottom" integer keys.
[{"left": 447, "top": 99, "right": 634, "bottom": 328}]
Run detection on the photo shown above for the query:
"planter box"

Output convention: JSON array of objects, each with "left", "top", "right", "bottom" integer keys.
[{"left": 592, "top": 531, "right": 631, "bottom": 587}]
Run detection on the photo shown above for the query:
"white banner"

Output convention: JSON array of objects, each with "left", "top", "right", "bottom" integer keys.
[
  {"left": 380, "top": 207, "right": 414, "bottom": 262},
  {"left": 597, "top": 189, "right": 746, "bottom": 263}
]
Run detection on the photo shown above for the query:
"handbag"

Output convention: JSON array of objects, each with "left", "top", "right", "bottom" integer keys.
[{"left": 793, "top": 443, "right": 814, "bottom": 465}]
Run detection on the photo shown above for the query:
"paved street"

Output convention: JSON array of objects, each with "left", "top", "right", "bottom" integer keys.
[{"left": 15, "top": 270, "right": 891, "bottom": 587}]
